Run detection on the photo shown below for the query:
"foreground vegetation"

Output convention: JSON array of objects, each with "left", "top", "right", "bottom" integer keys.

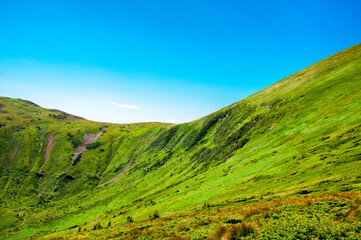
[
  {"left": 35, "top": 192, "right": 361, "bottom": 239},
  {"left": 0, "top": 43, "right": 360, "bottom": 239}
]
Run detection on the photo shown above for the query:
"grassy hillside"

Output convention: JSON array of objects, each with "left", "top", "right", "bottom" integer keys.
[{"left": 0, "top": 43, "right": 361, "bottom": 239}]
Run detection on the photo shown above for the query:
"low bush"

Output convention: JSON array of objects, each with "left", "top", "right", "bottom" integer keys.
[
  {"left": 149, "top": 210, "right": 160, "bottom": 219},
  {"left": 223, "top": 222, "right": 258, "bottom": 239},
  {"left": 127, "top": 216, "right": 134, "bottom": 222},
  {"left": 210, "top": 226, "right": 227, "bottom": 239},
  {"left": 86, "top": 142, "right": 101, "bottom": 149},
  {"left": 93, "top": 222, "right": 102, "bottom": 230},
  {"left": 72, "top": 153, "right": 82, "bottom": 166}
]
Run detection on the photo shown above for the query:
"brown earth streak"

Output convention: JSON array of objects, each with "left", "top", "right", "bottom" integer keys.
[
  {"left": 38, "top": 186, "right": 46, "bottom": 197},
  {"left": 39, "top": 133, "right": 58, "bottom": 174},
  {"left": 163, "top": 157, "right": 179, "bottom": 168},
  {"left": 98, "top": 159, "right": 134, "bottom": 188},
  {"left": 66, "top": 130, "right": 103, "bottom": 171},
  {"left": 124, "top": 175, "right": 140, "bottom": 189}
]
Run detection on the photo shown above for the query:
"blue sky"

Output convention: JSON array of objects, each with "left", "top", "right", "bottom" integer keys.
[{"left": 0, "top": 0, "right": 360, "bottom": 123}]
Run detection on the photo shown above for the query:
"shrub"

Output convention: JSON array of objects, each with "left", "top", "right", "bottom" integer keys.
[
  {"left": 127, "top": 216, "right": 134, "bottom": 222},
  {"left": 203, "top": 202, "right": 211, "bottom": 209},
  {"left": 225, "top": 219, "right": 242, "bottom": 224},
  {"left": 86, "top": 142, "right": 101, "bottom": 149},
  {"left": 93, "top": 222, "right": 102, "bottom": 230},
  {"left": 221, "top": 222, "right": 258, "bottom": 240},
  {"left": 161, "top": 231, "right": 169, "bottom": 237},
  {"left": 176, "top": 225, "right": 190, "bottom": 233},
  {"left": 128, "top": 227, "right": 142, "bottom": 236},
  {"left": 49, "top": 113, "right": 67, "bottom": 120},
  {"left": 209, "top": 226, "right": 227, "bottom": 239},
  {"left": 72, "top": 153, "right": 82, "bottom": 166},
  {"left": 67, "top": 133, "right": 81, "bottom": 148},
  {"left": 243, "top": 207, "right": 264, "bottom": 218},
  {"left": 149, "top": 210, "right": 160, "bottom": 219},
  {"left": 192, "top": 220, "right": 210, "bottom": 228}
]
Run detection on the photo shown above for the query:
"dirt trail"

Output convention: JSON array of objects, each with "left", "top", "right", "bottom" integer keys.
[
  {"left": 163, "top": 157, "right": 179, "bottom": 168},
  {"left": 11, "top": 217, "right": 27, "bottom": 233},
  {"left": 66, "top": 130, "right": 103, "bottom": 171},
  {"left": 91, "top": 217, "right": 102, "bottom": 224},
  {"left": 124, "top": 175, "right": 140, "bottom": 189},
  {"left": 38, "top": 186, "right": 47, "bottom": 197},
  {"left": 39, "top": 133, "right": 58, "bottom": 174},
  {"left": 98, "top": 159, "right": 134, "bottom": 188}
]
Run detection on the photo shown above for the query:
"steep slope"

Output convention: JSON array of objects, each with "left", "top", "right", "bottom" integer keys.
[{"left": 0, "top": 43, "right": 361, "bottom": 239}]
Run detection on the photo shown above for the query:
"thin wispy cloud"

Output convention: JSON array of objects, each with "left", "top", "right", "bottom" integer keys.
[
  {"left": 163, "top": 118, "right": 179, "bottom": 123},
  {"left": 106, "top": 100, "right": 140, "bottom": 110}
]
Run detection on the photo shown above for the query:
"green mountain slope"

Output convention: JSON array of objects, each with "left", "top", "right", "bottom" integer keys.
[{"left": 0, "top": 43, "right": 361, "bottom": 239}]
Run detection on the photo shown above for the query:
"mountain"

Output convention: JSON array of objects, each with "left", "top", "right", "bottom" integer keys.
[{"left": 1, "top": 43, "right": 361, "bottom": 239}]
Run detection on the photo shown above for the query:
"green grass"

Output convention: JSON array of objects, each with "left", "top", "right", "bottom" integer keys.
[
  {"left": 0, "top": 43, "right": 361, "bottom": 239},
  {"left": 32, "top": 192, "right": 361, "bottom": 239}
]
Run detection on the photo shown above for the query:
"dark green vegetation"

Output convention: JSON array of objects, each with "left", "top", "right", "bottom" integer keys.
[{"left": 0, "top": 43, "right": 361, "bottom": 239}]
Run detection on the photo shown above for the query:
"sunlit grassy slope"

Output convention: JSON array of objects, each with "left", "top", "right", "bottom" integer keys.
[{"left": 0, "top": 43, "right": 361, "bottom": 239}]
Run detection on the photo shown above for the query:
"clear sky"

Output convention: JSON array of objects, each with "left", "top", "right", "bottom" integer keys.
[{"left": 0, "top": 0, "right": 360, "bottom": 123}]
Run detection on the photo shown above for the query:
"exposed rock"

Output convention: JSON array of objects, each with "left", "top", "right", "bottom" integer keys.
[
  {"left": 66, "top": 130, "right": 104, "bottom": 171},
  {"left": 39, "top": 133, "right": 59, "bottom": 174}
]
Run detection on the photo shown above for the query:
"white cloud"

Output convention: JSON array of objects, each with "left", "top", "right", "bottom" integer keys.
[
  {"left": 106, "top": 100, "right": 140, "bottom": 110},
  {"left": 163, "top": 118, "right": 179, "bottom": 123}
]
